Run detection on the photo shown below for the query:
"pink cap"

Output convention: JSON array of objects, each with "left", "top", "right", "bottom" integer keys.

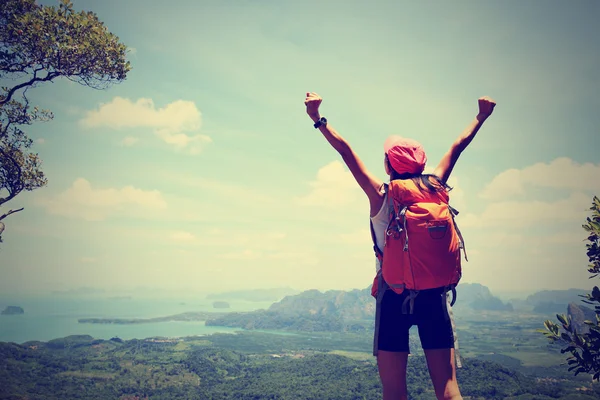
[{"left": 384, "top": 135, "right": 427, "bottom": 175}]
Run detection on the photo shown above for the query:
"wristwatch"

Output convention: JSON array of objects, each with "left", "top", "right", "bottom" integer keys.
[{"left": 313, "top": 117, "right": 327, "bottom": 129}]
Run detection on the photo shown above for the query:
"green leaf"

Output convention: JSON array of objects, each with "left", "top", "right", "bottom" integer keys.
[
  {"left": 560, "top": 333, "right": 572, "bottom": 342},
  {"left": 557, "top": 314, "right": 568, "bottom": 326}
]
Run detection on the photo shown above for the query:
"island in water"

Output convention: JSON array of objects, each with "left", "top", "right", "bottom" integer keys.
[
  {"left": 78, "top": 311, "right": 226, "bottom": 325},
  {"left": 1, "top": 306, "right": 24, "bottom": 315},
  {"left": 212, "top": 301, "right": 230, "bottom": 309}
]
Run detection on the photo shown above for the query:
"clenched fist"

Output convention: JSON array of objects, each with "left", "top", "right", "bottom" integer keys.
[
  {"left": 305, "top": 92, "right": 322, "bottom": 118},
  {"left": 478, "top": 96, "right": 496, "bottom": 118}
]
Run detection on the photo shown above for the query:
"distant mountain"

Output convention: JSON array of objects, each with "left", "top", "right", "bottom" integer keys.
[
  {"left": 1, "top": 306, "right": 24, "bottom": 315},
  {"left": 268, "top": 288, "right": 374, "bottom": 320},
  {"left": 51, "top": 287, "right": 106, "bottom": 295},
  {"left": 525, "top": 289, "right": 589, "bottom": 315},
  {"left": 567, "top": 302, "right": 597, "bottom": 334},
  {"left": 206, "top": 283, "right": 512, "bottom": 332},
  {"left": 526, "top": 289, "right": 588, "bottom": 306},
  {"left": 264, "top": 284, "right": 509, "bottom": 317},
  {"left": 206, "top": 287, "right": 300, "bottom": 302},
  {"left": 507, "top": 298, "right": 530, "bottom": 311},
  {"left": 533, "top": 302, "right": 568, "bottom": 315},
  {"left": 206, "top": 287, "right": 373, "bottom": 333},
  {"left": 454, "top": 283, "right": 514, "bottom": 312},
  {"left": 213, "top": 301, "right": 230, "bottom": 309}
]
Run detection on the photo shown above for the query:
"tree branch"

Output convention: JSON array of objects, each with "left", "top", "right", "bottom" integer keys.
[
  {"left": 0, "top": 188, "right": 20, "bottom": 208},
  {"left": 0, "top": 71, "right": 59, "bottom": 106},
  {"left": 0, "top": 146, "right": 22, "bottom": 206},
  {"left": 0, "top": 207, "right": 24, "bottom": 221}
]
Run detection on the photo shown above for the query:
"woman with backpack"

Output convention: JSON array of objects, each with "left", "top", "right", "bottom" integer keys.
[{"left": 304, "top": 92, "right": 496, "bottom": 400}]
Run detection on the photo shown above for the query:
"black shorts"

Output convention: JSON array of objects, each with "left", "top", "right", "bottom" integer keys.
[{"left": 377, "top": 287, "right": 455, "bottom": 353}]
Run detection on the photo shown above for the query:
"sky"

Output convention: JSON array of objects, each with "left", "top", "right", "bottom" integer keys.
[{"left": 1, "top": 0, "right": 599, "bottom": 298}]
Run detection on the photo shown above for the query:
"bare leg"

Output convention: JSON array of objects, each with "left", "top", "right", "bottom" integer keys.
[
  {"left": 423, "top": 348, "right": 462, "bottom": 400},
  {"left": 377, "top": 350, "right": 409, "bottom": 400}
]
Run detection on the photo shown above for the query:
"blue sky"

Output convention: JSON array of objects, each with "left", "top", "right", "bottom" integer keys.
[{"left": 1, "top": 0, "right": 599, "bottom": 297}]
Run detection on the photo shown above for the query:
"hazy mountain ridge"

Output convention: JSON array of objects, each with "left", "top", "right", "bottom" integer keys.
[
  {"left": 268, "top": 288, "right": 375, "bottom": 319},
  {"left": 206, "top": 287, "right": 299, "bottom": 302},
  {"left": 455, "top": 283, "right": 514, "bottom": 311},
  {"left": 1, "top": 306, "right": 24, "bottom": 315},
  {"left": 62, "top": 285, "right": 593, "bottom": 330},
  {"left": 270, "top": 283, "right": 513, "bottom": 317},
  {"left": 525, "top": 289, "right": 590, "bottom": 315},
  {"left": 526, "top": 289, "right": 589, "bottom": 304},
  {"left": 206, "top": 283, "right": 515, "bottom": 332},
  {"left": 206, "top": 288, "right": 374, "bottom": 332}
]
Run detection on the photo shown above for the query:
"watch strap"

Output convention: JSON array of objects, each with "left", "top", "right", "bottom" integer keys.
[{"left": 313, "top": 117, "right": 327, "bottom": 129}]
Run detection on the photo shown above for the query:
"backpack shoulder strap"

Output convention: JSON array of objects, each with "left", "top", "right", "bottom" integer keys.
[
  {"left": 448, "top": 204, "right": 468, "bottom": 262},
  {"left": 370, "top": 183, "right": 389, "bottom": 258},
  {"left": 370, "top": 220, "right": 382, "bottom": 258}
]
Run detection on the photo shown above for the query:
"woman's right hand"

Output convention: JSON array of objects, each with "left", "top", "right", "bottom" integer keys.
[{"left": 305, "top": 92, "right": 322, "bottom": 120}]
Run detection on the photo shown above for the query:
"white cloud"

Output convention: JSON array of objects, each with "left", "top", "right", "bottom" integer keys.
[
  {"left": 121, "top": 226, "right": 288, "bottom": 249},
  {"left": 295, "top": 163, "right": 465, "bottom": 212},
  {"left": 217, "top": 249, "right": 319, "bottom": 266},
  {"left": 120, "top": 136, "right": 139, "bottom": 146},
  {"left": 295, "top": 161, "right": 362, "bottom": 208},
  {"left": 80, "top": 97, "right": 211, "bottom": 154},
  {"left": 480, "top": 158, "right": 600, "bottom": 200},
  {"left": 462, "top": 236, "right": 589, "bottom": 293},
  {"left": 478, "top": 168, "right": 524, "bottom": 200},
  {"left": 170, "top": 231, "right": 196, "bottom": 242},
  {"left": 160, "top": 172, "right": 277, "bottom": 206},
  {"left": 265, "top": 251, "right": 320, "bottom": 266},
  {"left": 218, "top": 249, "right": 263, "bottom": 260},
  {"left": 466, "top": 230, "right": 587, "bottom": 250},
  {"left": 200, "top": 231, "right": 288, "bottom": 248},
  {"left": 269, "top": 232, "right": 287, "bottom": 240},
  {"left": 460, "top": 191, "right": 591, "bottom": 229},
  {"left": 453, "top": 157, "right": 598, "bottom": 292},
  {"left": 35, "top": 178, "right": 168, "bottom": 221},
  {"left": 81, "top": 97, "right": 199, "bottom": 131},
  {"left": 461, "top": 158, "right": 599, "bottom": 230},
  {"left": 155, "top": 129, "right": 212, "bottom": 155}
]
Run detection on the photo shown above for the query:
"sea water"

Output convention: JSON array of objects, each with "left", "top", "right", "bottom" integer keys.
[{"left": 0, "top": 295, "right": 274, "bottom": 344}]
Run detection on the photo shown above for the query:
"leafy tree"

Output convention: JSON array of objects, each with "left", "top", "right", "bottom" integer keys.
[
  {"left": 543, "top": 196, "right": 600, "bottom": 380},
  {"left": 0, "top": 0, "right": 130, "bottom": 242}
]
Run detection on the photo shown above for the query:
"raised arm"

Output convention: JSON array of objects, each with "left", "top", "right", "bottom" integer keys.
[
  {"left": 305, "top": 92, "right": 384, "bottom": 216},
  {"left": 434, "top": 96, "right": 497, "bottom": 183}
]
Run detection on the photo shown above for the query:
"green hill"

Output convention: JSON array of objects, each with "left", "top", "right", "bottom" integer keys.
[{"left": 1, "top": 334, "right": 598, "bottom": 399}]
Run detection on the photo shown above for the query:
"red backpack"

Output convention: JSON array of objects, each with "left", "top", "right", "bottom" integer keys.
[
  {"left": 370, "top": 178, "right": 467, "bottom": 303},
  {"left": 369, "top": 177, "right": 466, "bottom": 363}
]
